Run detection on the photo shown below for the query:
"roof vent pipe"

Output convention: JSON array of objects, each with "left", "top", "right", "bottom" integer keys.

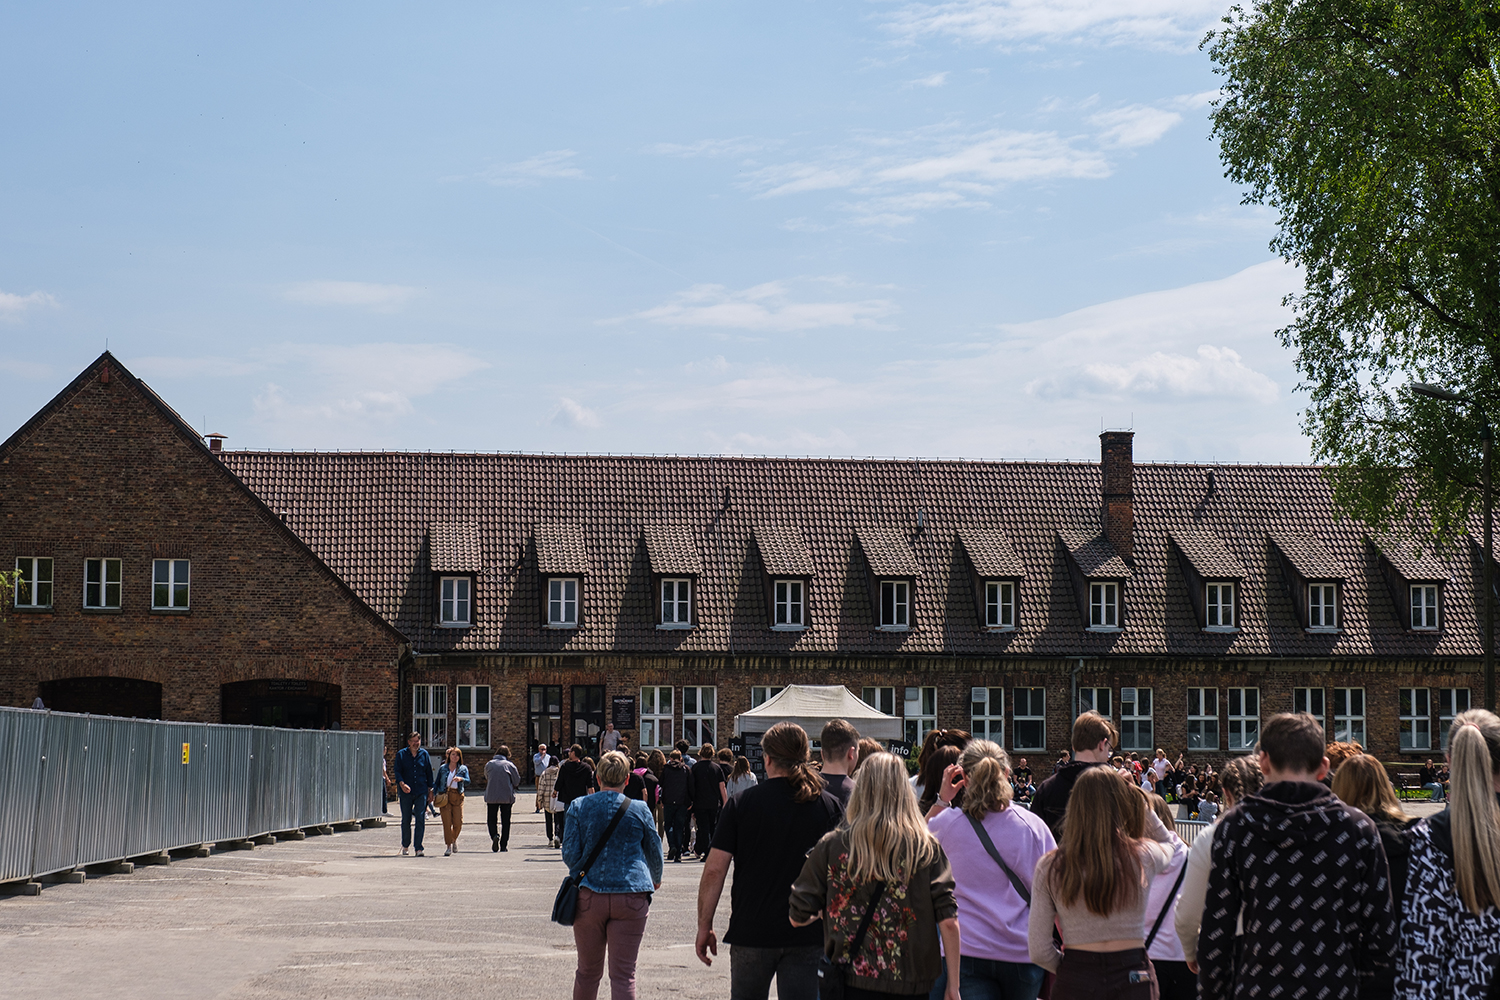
[{"left": 205, "top": 433, "right": 226, "bottom": 454}]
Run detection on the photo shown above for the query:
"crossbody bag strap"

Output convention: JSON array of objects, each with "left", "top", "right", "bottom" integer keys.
[
  {"left": 966, "top": 813, "right": 1031, "bottom": 906},
  {"left": 1144, "top": 858, "right": 1189, "bottom": 950},
  {"left": 576, "top": 797, "right": 632, "bottom": 878},
  {"left": 846, "top": 881, "right": 886, "bottom": 967}
]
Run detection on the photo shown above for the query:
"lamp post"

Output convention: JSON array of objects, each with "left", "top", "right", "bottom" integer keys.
[{"left": 1411, "top": 383, "right": 1495, "bottom": 711}]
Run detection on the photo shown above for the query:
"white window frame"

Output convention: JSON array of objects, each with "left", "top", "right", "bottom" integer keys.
[
  {"left": 1410, "top": 585, "right": 1439, "bottom": 630},
  {"left": 1119, "top": 687, "right": 1153, "bottom": 752},
  {"left": 904, "top": 686, "right": 936, "bottom": 744},
  {"left": 1013, "top": 687, "right": 1046, "bottom": 751},
  {"left": 660, "top": 578, "right": 692, "bottom": 628},
  {"left": 457, "top": 685, "right": 491, "bottom": 748},
  {"left": 861, "top": 686, "right": 896, "bottom": 716},
  {"left": 1333, "top": 687, "right": 1365, "bottom": 746},
  {"left": 413, "top": 684, "right": 447, "bottom": 749},
  {"left": 1078, "top": 687, "right": 1111, "bottom": 718},
  {"left": 985, "top": 580, "right": 1016, "bottom": 629},
  {"left": 1439, "top": 688, "right": 1471, "bottom": 750},
  {"left": 1227, "top": 687, "right": 1259, "bottom": 751},
  {"left": 749, "top": 685, "right": 784, "bottom": 709},
  {"left": 1206, "top": 581, "right": 1237, "bottom": 630},
  {"left": 84, "top": 557, "right": 122, "bottom": 610},
  {"left": 773, "top": 579, "right": 805, "bottom": 629},
  {"left": 1293, "top": 687, "right": 1326, "bottom": 731},
  {"left": 880, "top": 580, "right": 911, "bottom": 630},
  {"left": 682, "top": 685, "right": 716, "bottom": 746},
  {"left": 1187, "top": 687, "right": 1219, "bottom": 751},
  {"left": 639, "top": 686, "right": 674, "bottom": 749},
  {"left": 439, "top": 576, "right": 471, "bottom": 626},
  {"left": 1308, "top": 583, "right": 1338, "bottom": 630},
  {"left": 14, "top": 556, "right": 54, "bottom": 609},
  {"left": 152, "top": 558, "right": 190, "bottom": 610},
  {"left": 1399, "top": 687, "right": 1431, "bottom": 751},
  {"left": 1089, "top": 581, "right": 1120, "bottom": 630},
  {"left": 547, "top": 577, "right": 579, "bottom": 628},
  {"left": 971, "top": 687, "right": 1004, "bottom": 744}
]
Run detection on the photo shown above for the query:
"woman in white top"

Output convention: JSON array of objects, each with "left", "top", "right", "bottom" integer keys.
[
  {"left": 1143, "top": 795, "right": 1191, "bottom": 1000},
  {"left": 725, "top": 755, "right": 758, "bottom": 797},
  {"left": 1173, "top": 754, "right": 1263, "bottom": 971},
  {"left": 434, "top": 747, "right": 470, "bottom": 856}
]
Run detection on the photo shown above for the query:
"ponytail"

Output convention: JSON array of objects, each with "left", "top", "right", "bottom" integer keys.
[
  {"left": 1448, "top": 710, "right": 1500, "bottom": 914},
  {"left": 760, "top": 721, "right": 824, "bottom": 804},
  {"left": 958, "top": 739, "right": 1014, "bottom": 820}
]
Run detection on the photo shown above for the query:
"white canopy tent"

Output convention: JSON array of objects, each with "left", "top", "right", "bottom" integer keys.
[{"left": 733, "top": 684, "right": 903, "bottom": 741}]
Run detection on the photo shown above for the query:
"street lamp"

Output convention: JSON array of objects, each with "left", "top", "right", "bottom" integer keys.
[{"left": 1411, "top": 382, "right": 1495, "bottom": 711}]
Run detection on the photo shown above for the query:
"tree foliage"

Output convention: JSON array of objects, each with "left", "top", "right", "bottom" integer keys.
[{"left": 1207, "top": 0, "right": 1499, "bottom": 545}]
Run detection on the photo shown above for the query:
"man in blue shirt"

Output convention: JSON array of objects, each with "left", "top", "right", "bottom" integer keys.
[{"left": 393, "top": 731, "right": 434, "bottom": 856}]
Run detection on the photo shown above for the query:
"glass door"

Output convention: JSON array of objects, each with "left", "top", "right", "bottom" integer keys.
[
  {"left": 571, "top": 684, "right": 606, "bottom": 760},
  {"left": 528, "top": 684, "right": 563, "bottom": 780}
]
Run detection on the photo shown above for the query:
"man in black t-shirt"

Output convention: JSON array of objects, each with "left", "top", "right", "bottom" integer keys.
[
  {"left": 690, "top": 744, "right": 727, "bottom": 858},
  {"left": 818, "top": 718, "right": 859, "bottom": 807},
  {"left": 696, "top": 722, "right": 842, "bottom": 1000},
  {"left": 553, "top": 744, "right": 595, "bottom": 844}
]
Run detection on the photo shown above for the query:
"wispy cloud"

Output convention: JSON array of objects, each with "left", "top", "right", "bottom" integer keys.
[
  {"left": 623, "top": 281, "right": 899, "bottom": 332},
  {"left": 0, "top": 358, "right": 52, "bottom": 379},
  {"left": 1087, "top": 105, "right": 1183, "bottom": 148},
  {"left": 550, "top": 397, "right": 602, "bottom": 430},
  {"left": 882, "top": 0, "right": 1230, "bottom": 50},
  {"left": 645, "top": 137, "right": 771, "bottom": 158},
  {"left": 251, "top": 343, "right": 488, "bottom": 430},
  {"left": 1028, "top": 345, "right": 1279, "bottom": 402},
  {"left": 474, "top": 149, "right": 588, "bottom": 186},
  {"left": 0, "top": 289, "right": 58, "bottom": 321},
  {"left": 907, "top": 71, "right": 950, "bottom": 88},
  {"left": 284, "top": 281, "right": 421, "bottom": 312}
]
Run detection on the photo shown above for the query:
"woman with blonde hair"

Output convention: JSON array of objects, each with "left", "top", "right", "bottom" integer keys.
[
  {"left": 1332, "top": 754, "right": 1416, "bottom": 913},
  {"left": 1028, "top": 768, "right": 1173, "bottom": 1000},
  {"left": 434, "top": 747, "right": 469, "bottom": 856},
  {"left": 1398, "top": 709, "right": 1500, "bottom": 1000},
  {"left": 927, "top": 739, "right": 1055, "bottom": 1000},
  {"left": 790, "top": 752, "right": 961, "bottom": 1000}
]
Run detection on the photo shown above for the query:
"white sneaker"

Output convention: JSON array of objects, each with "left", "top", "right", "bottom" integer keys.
[
  {"left": 401, "top": 847, "right": 409, "bottom": 856},
  {"left": 451, "top": 844, "right": 458, "bottom": 853},
  {"left": 444, "top": 846, "right": 451, "bottom": 856}
]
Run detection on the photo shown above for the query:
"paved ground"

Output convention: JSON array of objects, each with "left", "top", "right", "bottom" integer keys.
[{"left": 0, "top": 799, "right": 735, "bottom": 1000}]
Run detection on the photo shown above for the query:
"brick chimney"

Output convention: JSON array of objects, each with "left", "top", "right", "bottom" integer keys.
[
  {"left": 1100, "top": 430, "right": 1134, "bottom": 563},
  {"left": 205, "top": 433, "right": 226, "bottom": 455}
]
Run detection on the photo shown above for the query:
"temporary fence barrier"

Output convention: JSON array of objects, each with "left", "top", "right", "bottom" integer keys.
[
  {"left": 0, "top": 706, "right": 384, "bottom": 884},
  {"left": 1176, "top": 819, "right": 1211, "bottom": 846}
]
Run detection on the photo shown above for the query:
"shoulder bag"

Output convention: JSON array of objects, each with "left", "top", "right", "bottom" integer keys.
[
  {"left": 551, "top": 797, "right": 632, "bottom": 926},
  {"left": 967, "top": 813, "right": 1031, "bottom": 904},
  {"left": 817, "top": 880, "right": 885, "bottom": 1000},
  {"left": 1144, "top": 859, "right": 1188, "bottom": 951}
]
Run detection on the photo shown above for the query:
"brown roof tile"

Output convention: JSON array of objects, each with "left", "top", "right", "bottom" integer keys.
[
  {"left": 956, "top": 527, "right": 1026, "bottom": 578},
  {"left": 753, "top": 524, "right": 815, "bottom": 577},
  {"left": 1270, "top": 532, "right": 1345, "bottom": 580},
  {"left": 535, "top": 523, "right": 590, "bottom": 576},
  {"left": 856, "top": 526, "right": 920, "bottom": 577},
  {"left": 644, "top": 523, "right": 703, "bottom": 576},
  {"left": 429, "top": 520, "right": 484, "bottom": 573},
  {"left": 1058, "top": 529, "right": 1132, "bottom": 578},
  {"left": 1170, "top": 528, "right": 1246, "bottom": 579},
  {"left": 1371, "top": 535, "right": 1450, "bottom": 581}
]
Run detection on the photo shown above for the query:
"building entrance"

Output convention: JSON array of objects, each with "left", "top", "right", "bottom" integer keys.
[
  {"left": 38, "top": 676, "right": 162, "bottom": 719},
  {"left": 571, "top": 684, "right": 606, "bottom": 759},
  {"left": 528, "top": 684, "right": 563, "bottom": 779},
  {"left": 220, "top": 679, "right": 341, "bottom": 729}
]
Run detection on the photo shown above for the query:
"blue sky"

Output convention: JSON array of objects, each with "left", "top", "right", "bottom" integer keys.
[{"left": 0, "top": 1, "right": 1306, "bottom": 463}]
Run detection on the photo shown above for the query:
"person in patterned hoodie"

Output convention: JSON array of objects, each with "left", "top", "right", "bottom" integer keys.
[{"left": 1199, "top": 712, "right": 1396, "bottom": 1000}]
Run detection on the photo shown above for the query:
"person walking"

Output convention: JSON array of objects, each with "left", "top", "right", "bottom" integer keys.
[
  {"left": 691, "top": 743, "right": 727, "bottom": 859},
  {"left": 726, "top": 756, "right": 757, "bottom": 798},
  {"left": 1172, "top": 754, "right": 1262, "bottom": 972},
  {"left": 1027, "top": 767, "right": 1174, "bottom": 1000},
  {"left": 646, "top": 749, "right": 667, "bottom": 835},
  {"left": 435, "top": 747, "right": 469, "bottom": 856},
  {"left": 535, "top": 743, "right": 557, "bottom": 809},
  {"left": 601, "top": 723, "right": 621, "bottom": 754},
  {"left": 1397, "top": 709, "right": 1500, "bottom": 1000},
  {"left": 789, "top": 752, "right": 961, "bottom": 1000},
  {"left": 660, "top": 749, "right": 694, "bottom": 862},
  {"left": 540, "top": 755, "right": 564, "bottom": 847},
  {"left": 1199, "top": 713, "right": 1395, "bottom": 1000},
  {"left": 1031, "top": 711, "right": 1116, "bottom": 839},
  {"left": 556, "top": 744, "right": 597, "bottom": 846},
  {"left": 819, "top": 719, "right": 860, "bottom": 807},
  {"left": 927, "top": 739, "right": 1055, "bottom": 1000},
  {"left": 484, "top": 744, "right": 522, "bottom": 853},
  {"left": 1141, "top": 795, "right": 1191, "bottom": 1000},
  {"left": 392, "top": 731, "right": 433, "bottom": 856},
  {"left": 563, "top": 750, "right": 663, "bottom": 1000},
  {"left": 695, "top": 721, "right": 844, "bottom": 1000}
]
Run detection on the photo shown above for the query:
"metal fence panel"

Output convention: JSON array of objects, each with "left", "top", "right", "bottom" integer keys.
[
  {"left": 121, "top": 719, "right": 158, "bottom": 858},
  {"left": 29, "top": 713, "right": 92, "bottom": 877},
  {"left": 1177, "top": 819, "right": 1211, "bottom": 846},
  {"left": 0, "top": 709, "right": 47, "bottom": 883}
]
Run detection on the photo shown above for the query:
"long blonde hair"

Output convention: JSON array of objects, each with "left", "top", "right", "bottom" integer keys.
[
  {"left": 844, "top": 753, "right": 939, "bottom": 884},
  {"left": 1448, "top": 709, "right": 1500, "bottom": 913},
  {"left": 959, "top": 740, "right": 1014, "bottom": 820},
  {"left": 1049, "top": 768, "right": 1147, "bottom": 916}
]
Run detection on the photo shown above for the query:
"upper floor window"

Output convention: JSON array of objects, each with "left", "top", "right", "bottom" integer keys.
[
  {"left": 880, "top": 580, "right": 910, "bottom": 630},
  {"left": 660, "top": 578, "right": 692, "bottom": 627},
  {"left": 1410, "top": 585, "right": 1439, "bottom": 630},
  {"left": 439, "top": 576, "right": 471, "bottom": 626},
  {"left": 774, "top": 580, "right": 804, "bottom": 628},
  {"left": 1206, "top": 582, "right": 1236, "bottom": 629},
  {"left": 84, "top": 558, "right": 121, "bottom": 609},
  {"left": 152, "top": 559, "right": 190, "bottom": 610},
  {"left": 1089, "top": 581, "right": 1119, "bottom": 629},
  {"left": 15, "top": 557, "right": 53, "bottom": 609},
  {"left": 548, "top": 578, "right": 579, "bottom": 628},
  {"left": 986, "top": 580, "right": 1015, "bottom": 629},
  {"left": 1308, "top": 583, "right": 1338, "bottom": 629}
]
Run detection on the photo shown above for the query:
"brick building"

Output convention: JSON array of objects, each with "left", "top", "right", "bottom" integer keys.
[{"left": 0, "top": 354, "right": 406, "bottom": 750}]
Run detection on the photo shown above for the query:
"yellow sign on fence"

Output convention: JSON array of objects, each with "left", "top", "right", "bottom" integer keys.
[{"left": 181, "top": 742, "right": 190, "bottom": 764}]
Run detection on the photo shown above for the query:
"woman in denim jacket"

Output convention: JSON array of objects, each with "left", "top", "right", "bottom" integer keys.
[
  {"left": 435, "top": 748, "right": 470, "bottom": 856},
  {"left": 563, "top": 750, "right": 663, "bottom": 1000}
]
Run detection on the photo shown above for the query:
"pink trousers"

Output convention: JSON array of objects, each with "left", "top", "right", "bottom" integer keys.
[{"left": 572, "top": 887, "right": 651, "bottom": 1000}]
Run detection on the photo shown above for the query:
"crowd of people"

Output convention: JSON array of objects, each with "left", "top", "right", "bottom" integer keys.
[{"left": 386, "top": 706, "right": 1500, "bottom": 1000}]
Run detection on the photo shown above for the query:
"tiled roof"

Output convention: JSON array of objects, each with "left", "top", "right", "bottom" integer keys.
[
  {"left": 535, "top": 523, "right": 591, "bottom": 576},
  {"left": 219, "top": 450, "right": 1488, "bottom": 659},
  {"left": 956, "top": 527, "right": 1026, "bottom": 578},
  {"left": 856, "top": 527, "right": 920, "bottom": 577},
  {"left": 753, "top": 525, "right": 815, "bottom": 577},
  {"left": 1170, "top": 528, "right": 1247, "bottom": 579},
  {"left": 1270, "top": 532, "right": 1345, "bottom": 580},
  {"left": 644, "top": 524, "right": 703, "bottom": 576},
  {"left": 1371, "top": 536, "right": 1449, "bottom": 581},
  {"left": 1058, "top": 529, "right": 1132, "bottom": 579},
  {"left": 429, "top": 520, "right": 484, "bottom": 573}
]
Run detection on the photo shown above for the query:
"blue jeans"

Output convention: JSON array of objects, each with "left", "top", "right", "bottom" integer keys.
[
  {"left": 936, "top": 956, "right": 1044, "bottom": 1000},
  {"left": 730, "top": 944, "right": 822, "bottom": 1000},
  {"left": 1424, "top": 782, "right": 1445, "bottom": 802},
  {"left": 399, "top": 790, "right": 427, "bottom": 850},
  {"left": 664, "top": 802, "right": 690, "bottom": 856}
]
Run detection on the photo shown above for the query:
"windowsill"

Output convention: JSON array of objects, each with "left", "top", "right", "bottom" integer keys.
[
  {"left": 1187, "top": 747, "right": 1220, "bottom": 752},
  {"left": 1409, "top": 627, "right": 1441, "bottom": 634},
  {"left": 150, "top": 608, "right": 191, "bottom": 615},
  {"left": 878, "top": 625, "right": 911, "bottom": 632},
  {"left": 1013, "top": 746, "right": 1046, "bottom": 753},
  {"left": 986, "top": 625, "right": 1017, "bottom": 633},
  {"left": 544, "top": 623, "right": 579, "bottom": 630},
  {"left": 1203, "top": 625, "right": 1239, "bottom": 633},
  {"left": 82, "top": 607, "right": 123, "bottom": 615},
  {"left": 436, "top": 622, "right": 472, "bottom": 629},
  {"left": 12, "top": 606, "right": 53, "bottom": 614},
  {"left": 1304, "top": 626, "right": 1340, "bottom": 634},
  {"left": 657, "top": 623, "right": 692, "bottom": 631},
  {"left": 1086, "top": 625, "right": 1123, "bottom": 633},
  {"left": 771, "top": 624, "right": 806, "bottom": 631}
]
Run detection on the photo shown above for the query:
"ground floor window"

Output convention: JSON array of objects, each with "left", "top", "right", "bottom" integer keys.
[
  {"left": 1078, "top": 686, "right": 1111, "bottom": 718},
  {"left": 413, "top": 684, "right": 447, "bottom": 749},
  {"left": 1013, "top": 688, "right": 1045, "bottom": 751},
  {"left": 1399, "top": 688, "right": 1431, "bottom": 751},
  {"left": 749, "top": 685, "right": 784, "bottom": 708},
  {"left": 861, "top": 686, "right": 896, "bottom": 716},
  {"left": 1293, "top": 687, "right": 1325, "bottom": 731},
  {"left": 682, "top": 686, "right": 716, "bottom": 746},
  {"left": 1119, "top": 687, "right": 1152, "bottom": 752},
  {"left": 1333, "top": 687, "right": 1365, "bottom": 746},
  {"left": 457, "top": 685, "right": 490, "bottom": 748},
  {"left": 1187, "top": 687, "right": 1218, "bottom": 750},
  {"left": 970, "top": 687, "right": 1003, "bottom": 744},
  {"left": 640, "top": 686, "right": 674, "bottom": 749},
  {"left": 1227, "top": 687, "right": 1259, "bottom": 751},
  {"left": 904, "top": 686, "right": 936, "bottom": 744},
  {"left": 1439, "top": 688, "right": 1471, "bottom": 750}
]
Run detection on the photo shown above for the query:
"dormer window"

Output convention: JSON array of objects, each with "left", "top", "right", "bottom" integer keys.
[
  {"left": 1206, "top": 582, "right": 1236, "bottom": 630},
  {"left": 773, "top": 579, "right": 804, "bottom": 629},
  {"left": 985, "top": 581, "right": 1016, "bottom": 629},
  {"left": 880, "top": 579, "right": 910, "bottom": 630},
  {"left": 1308, "top": 583, "right": 1337, "bottom": 630},
  {"left": 439, "top": 576, "right": 471, "bottom": 626},
  {"left": 548, "top": 577, "right": 579, "bottom": 628},
  {"left": 660, "top": 578, "right": 692, "bottom": 627},
  {"left": 1089, "top": 581, "right": 1120, "bottom": 630},
  {"left": 1410, "top": 584, "right": 1439, "bottom": 630}
]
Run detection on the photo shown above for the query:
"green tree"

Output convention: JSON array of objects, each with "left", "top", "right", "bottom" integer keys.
[{"left": 1206, "top": 0, "right": 1499, "bottom": 543}]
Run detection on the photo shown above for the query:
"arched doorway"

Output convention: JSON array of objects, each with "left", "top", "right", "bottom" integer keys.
[
  {"left": 38, "top": 677, "right": 163, "bottom": 719},
  {"left": 220, "top": 679, "right": 342, "bottom": 729}
]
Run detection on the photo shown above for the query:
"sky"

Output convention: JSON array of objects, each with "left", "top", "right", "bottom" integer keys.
[{"left": 0, "top": 1, "right": 1308, "bottom": 464}]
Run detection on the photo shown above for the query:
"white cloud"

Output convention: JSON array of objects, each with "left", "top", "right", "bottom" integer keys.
[
  {"left": 0, "top": 289, "right": 58, "bottom": 321},
  {"left": 908, "top": 71, "right": 950, "bottom": 88},
  {"left": 474, "top": 149, "right": 588, "bottom": 186},
  {"left": 0, "top": 358, "right": 51, "bottom": 379},
  {"left": 1088, "top": 105, "right": 1183, "bottom": 148},
  {"left": 284, "top": 281, "right": 420, "bottom": 312},
  {"left": 883, "top": 0, "right": 1231, "bottom": 50},
  {"left": 129, "top": 356, "right": 268, "bottom": 379},
  {"left": 873, "top": 130, "right": 1110, "bottom": 184},
  {"left": 624, "top": 281, "right": 899, "bottom": 332},
  {"left": 745, "top": 163, "right": 867, "bottom": 198},
  {"left": 1028, "top": 345, "right": 1279, "bottom": 402},
  {"left": 645, "top": 137, "right": 770, "bottom": 158},
  {"left": 550, "top": 397, "right": 602, "bottom": 429}
]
